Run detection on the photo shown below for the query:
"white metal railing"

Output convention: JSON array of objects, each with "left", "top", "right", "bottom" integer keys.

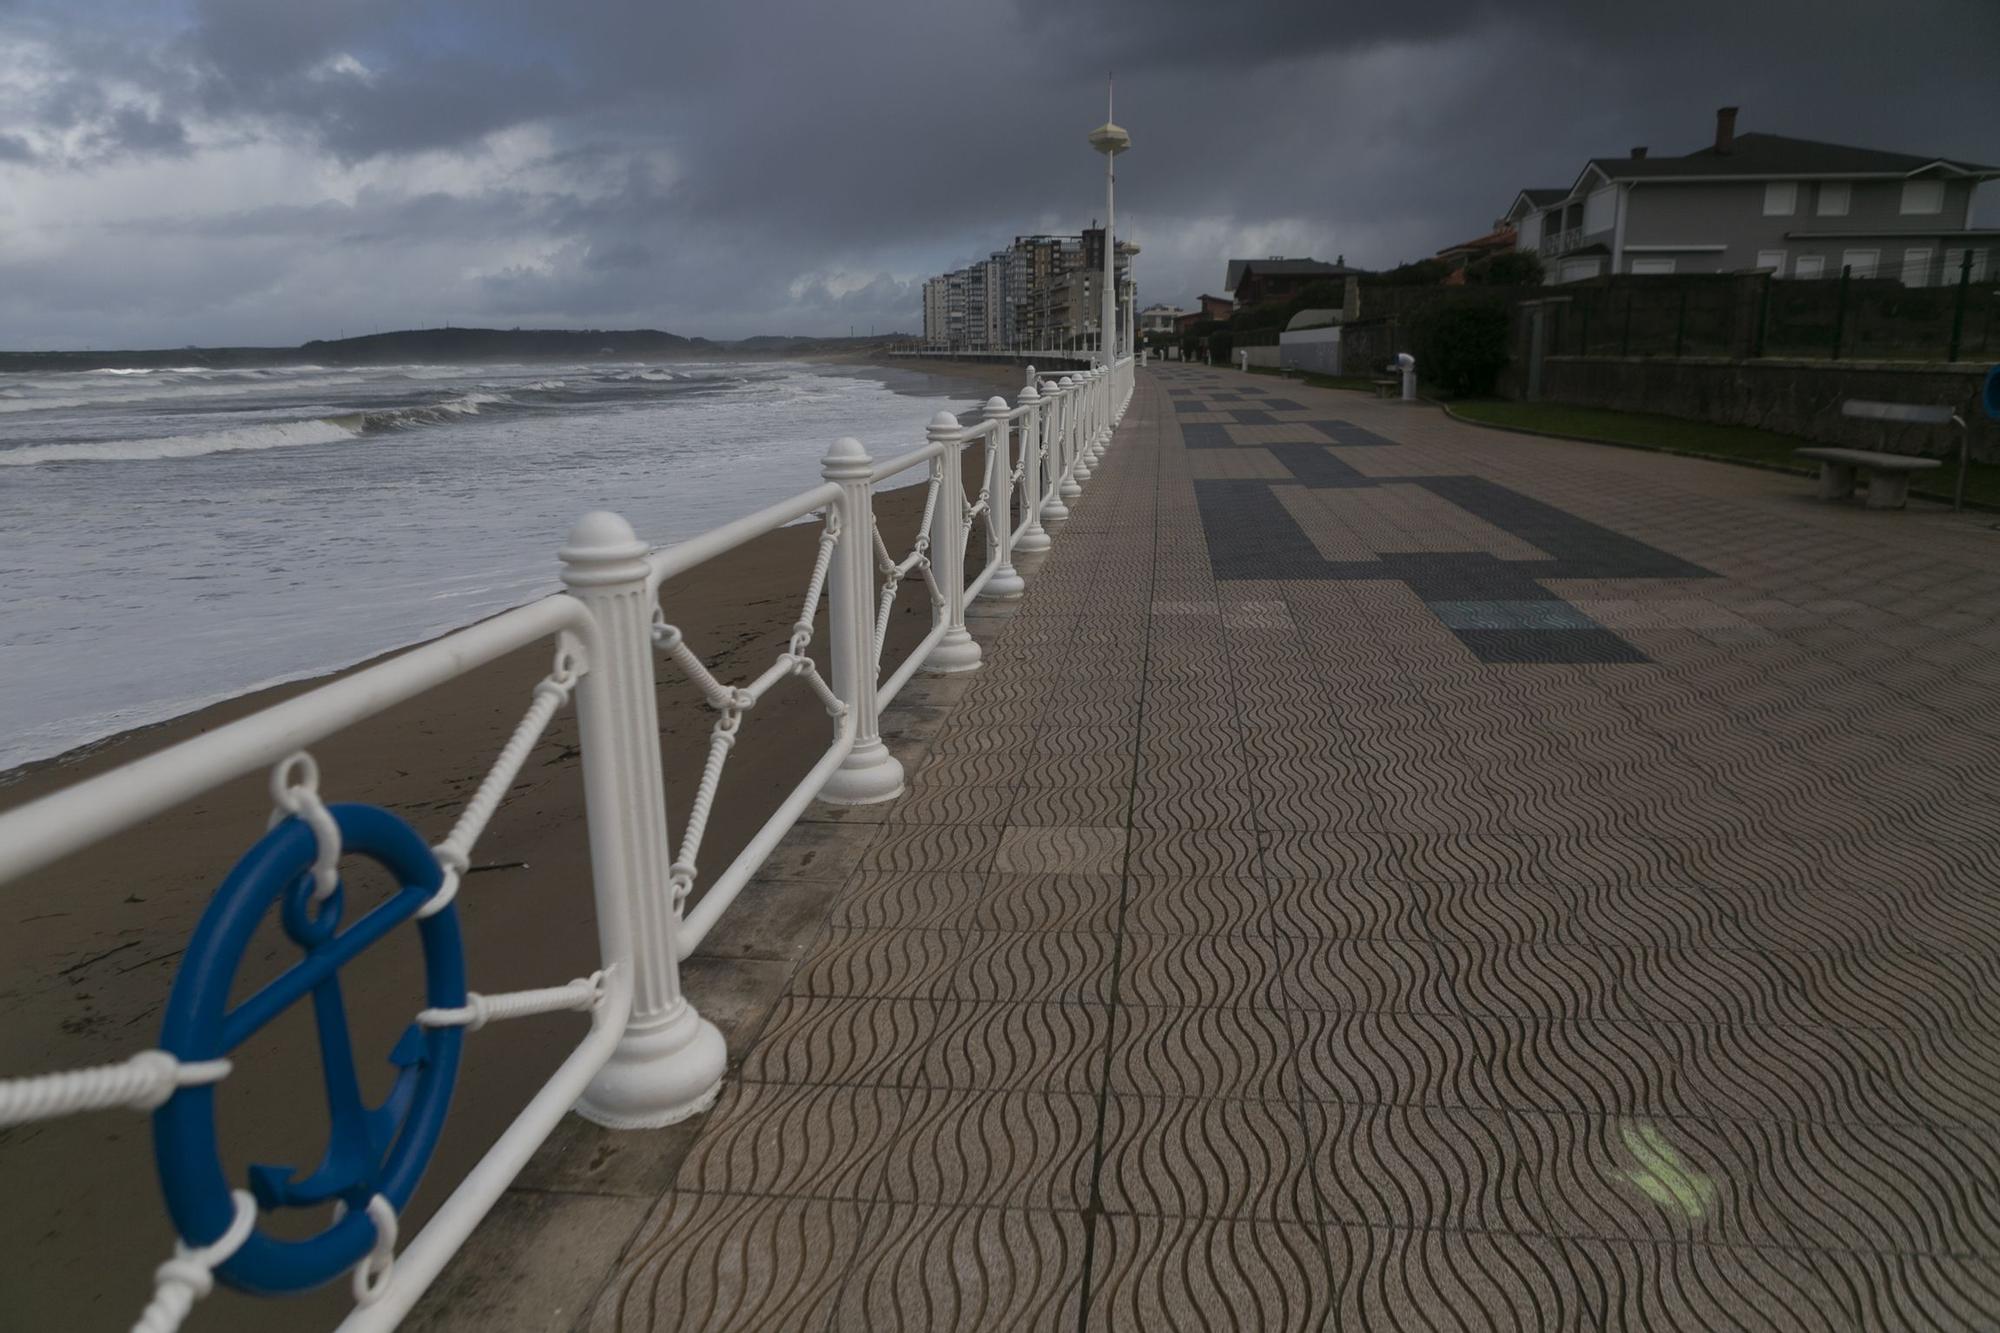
[{"left": 0, "top": 355, "right": 1134, "bottom": 1332}]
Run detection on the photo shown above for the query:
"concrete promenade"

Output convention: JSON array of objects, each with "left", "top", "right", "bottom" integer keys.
[{"left": 447, "top": 365, "right": 2000, "bottom": 1330}]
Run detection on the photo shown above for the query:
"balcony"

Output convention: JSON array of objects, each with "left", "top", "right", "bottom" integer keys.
[{"left": 1539, "top": 226, "right": 1584, "bottom": 258}]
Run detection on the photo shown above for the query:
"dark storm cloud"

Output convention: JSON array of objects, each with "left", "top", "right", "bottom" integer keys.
[{"left": 1, "top": 0, "right": 1996, "bottom": 345}]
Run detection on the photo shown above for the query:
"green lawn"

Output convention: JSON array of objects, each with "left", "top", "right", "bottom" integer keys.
[
  {"left": 1244, "top": 366, "right": 1385, "bottom": 393},
  {"left": 1448, "top": 399, "right": 1997, "bottom": 509}
]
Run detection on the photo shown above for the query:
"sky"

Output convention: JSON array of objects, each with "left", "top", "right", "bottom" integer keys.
[{"left": 1, "top": 0, "right": 1997, "bottom": 349}]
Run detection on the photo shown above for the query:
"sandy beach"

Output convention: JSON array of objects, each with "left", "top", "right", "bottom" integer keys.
[{"left": 0, "top": 356, "right": 1029, "bottom": 1329}]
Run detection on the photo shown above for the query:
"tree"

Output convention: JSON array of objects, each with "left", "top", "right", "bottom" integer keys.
[
  {"left": 1466, "top": 250, "right": 1545, "bottom": 286},
  {"left": 1409, "top": 296, "right": 1511, "bottom": 397},
  {"left": 1378, "top": 258, "right": 1452, "bottom": 287}
]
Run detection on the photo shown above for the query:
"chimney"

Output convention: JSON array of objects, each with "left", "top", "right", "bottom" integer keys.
[
  {"left": 1630, "top": 146, "right": 1648, "bottom": 159},
  {"left": 1714, "top": 106, "right": 1738, "bottom": 154}
]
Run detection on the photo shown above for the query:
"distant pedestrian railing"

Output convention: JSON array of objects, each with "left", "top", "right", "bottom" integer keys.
[{"left": 0, "top": 357, "right": 1133, "bottom": 1331}]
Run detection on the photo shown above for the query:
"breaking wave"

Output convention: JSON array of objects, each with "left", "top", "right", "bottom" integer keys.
[
  {"left": 1, "top": 418, "right": 363, "bottom": 465},
  {"left": 1, "top": 389, "right": 523, "bottom": 465}
]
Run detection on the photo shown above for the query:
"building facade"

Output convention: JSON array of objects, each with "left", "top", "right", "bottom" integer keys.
[
  {"left": 1224, "top": 257, "right": 1358, "bottom": 308},
  {"left": 921, "top": 229, "right": 1130, "bottom": 353},
  {"left": 1506, "top": 107, "right": 1999, "bottom": 285}
]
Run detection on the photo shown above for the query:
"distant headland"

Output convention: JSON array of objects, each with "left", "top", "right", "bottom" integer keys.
[{"left": 0, "top": 326, "right": 915, "bottom": 374}]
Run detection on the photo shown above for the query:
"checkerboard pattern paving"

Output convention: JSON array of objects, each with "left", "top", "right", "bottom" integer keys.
[{"left": 590, "top": 366, "right": 2000, "bottom": 1330}]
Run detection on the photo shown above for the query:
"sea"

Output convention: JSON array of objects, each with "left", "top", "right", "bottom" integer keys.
[{"left": 0, "top": 359, "right": 982, "bottom": 771}]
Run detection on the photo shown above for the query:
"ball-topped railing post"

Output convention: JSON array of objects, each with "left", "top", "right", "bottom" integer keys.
[
  {"left": 817, "top": 438, "right": 906, "bottom": 804},
  {"left": 562, "top": 511, "right": 726, "bottom": 1129},
  {"left": 924, "top": 412, "right": 984, "bottom": 673},
  {"left": 1013, "top": 384, "right": 1051, "bottom": 554},
  {"left": 1056, "top": 378, "right": 1084, "bottom": 503},
  {"left": 979, "top": 397, "right": 1026, "bottom": 599}
]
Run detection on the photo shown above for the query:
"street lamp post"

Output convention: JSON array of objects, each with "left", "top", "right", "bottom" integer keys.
[{"left": 1088, "top": 81, "right": 1130, "bottom": 368}]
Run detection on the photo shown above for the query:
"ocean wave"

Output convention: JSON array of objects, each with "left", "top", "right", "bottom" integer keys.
[
  {"left": 598, "top": 368, "right": 677, "bottom": 382},
  {"left": 0, "top": 388, "right": 522, "bottom": 465},
  {"left": 0, "top": 395, "right": 94, "bottom": 415},
  {"left": 0, "top": 417, "right": 362, "bottom": 465}
]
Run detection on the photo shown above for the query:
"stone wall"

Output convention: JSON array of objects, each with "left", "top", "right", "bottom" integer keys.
[{"left": 1539, "top": 355, "right": 1998, "bottom": 462}]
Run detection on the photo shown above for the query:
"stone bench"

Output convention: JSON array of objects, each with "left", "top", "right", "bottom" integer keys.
[
  {"left": 1371, "top": 377, "right": 1398, "bottom": 399},
  {"left": 1795, "top": 446, "right": 1940, "bottom": 510}
]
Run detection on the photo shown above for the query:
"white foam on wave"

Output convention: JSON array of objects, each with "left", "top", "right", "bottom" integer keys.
[
  {"left": 0, "top": 417, "right": 362, "bottom": 465},
  {"left": 0, "top": 395, "right": 94, "bottom": 415}
]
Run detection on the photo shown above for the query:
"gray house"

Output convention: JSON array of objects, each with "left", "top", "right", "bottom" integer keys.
[{"left": 1505, "top": 108, "right": 2000, "bottom": 286}]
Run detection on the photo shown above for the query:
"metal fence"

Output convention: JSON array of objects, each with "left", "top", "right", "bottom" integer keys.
[
  {"left": 1547, "top": 263, "right": 2000, "bottom": 364},
  {"left": 0, "top": 359, "right": 1133, "bottom": 1331}
]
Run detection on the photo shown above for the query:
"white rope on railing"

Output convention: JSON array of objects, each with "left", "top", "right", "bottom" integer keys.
[
  {"left": 651, "top": 617, "right": 741, "bottom": 712},
  {"left": 871, "top": 463, "right": 942, "bottom": 669},
  {"left": 131, "top": 1189, "right": 257, "bottom": 1333},
  {"left": 416, "top": 972, "right": 604, "bottom": 1031},
  {"left": 788, "top": 509, "right": 840, "bottom": 656},
  {"left": 268, "top": 752, "right": 340, "bottom": 906},
  {"left": 351, "top": 1194, "right": 398, "bottom": 1305},
  {"left": 649, "top": 501, "right": 854, "bottom": 916},
  {"left": 419, "top": 648, "right": 582, "bottom": 919},
  {"left": 0, "top": 1050, "right": 232, "bottom": 1129}
]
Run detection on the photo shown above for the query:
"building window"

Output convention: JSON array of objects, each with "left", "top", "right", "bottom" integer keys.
[
  {"left": 1583, "top": 186, "right": 1617, "bottom": 235},
  {"left": 1901, "top": 247, "right": 1933, "bottom": 288},
  {"left": 1629, "top": 258, "right": 1676, "bottom": 275},
  {"left": 1755, "top": 250, "right": 1787, "bottom": 276},
  {"left": 1901, "top": 179, "right": 1944, "bottom": 215},
  {"left": 1943, "top": 248, "right": 1990, "bottom": 284},
  {"left": 1816, "top": 182, "right": 1850, "bottom": 216},
  {"left": 1793, "top": 255, "right": 1826, "bottom": 280},
  {"left": 1763, "top": 181, "right": 1797, "bottom": 215},
  {"left": 1841, "top": 249, "right": 1879, "bottom": 279},
  {"left": 1558, "top": 257, "right": 1603, "bottom": 283}
]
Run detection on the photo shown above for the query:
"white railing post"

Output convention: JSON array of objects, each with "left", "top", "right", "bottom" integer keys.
[
  {"left": 1073, "top": 372, "right": 1096, "bottom": 481},
  {"left": 818, "top": 438, "right": 906, "bottom": 803},
  {"left": 1041, "top": 380, "right": 1072, "bottom": 526},
  {"left": 924, "top": 412, "right": 983, "bottom": 673},
  {"left": 979, "top": 397, "right": 1025, "bottom": 599},
  {"left": 1096, "top": 365, "right": 1110, "bottom": 448},
  {"left": 1057, "top": 377, "right": 1084, "bottom": 503},
  {"left": 563, "top": 512, "right": 726, "bottom": 1130},
  {"left": 1013, "top": 384, "right": 1050, "bottom": 553}
]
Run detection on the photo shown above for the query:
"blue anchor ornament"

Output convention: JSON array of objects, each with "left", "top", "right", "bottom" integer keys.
[{"left": 152, "top": 803, "right": 466, "bottom": 1295}]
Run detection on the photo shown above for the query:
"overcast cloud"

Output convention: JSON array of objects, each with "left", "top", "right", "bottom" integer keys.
[{"left": 1, "top": 0, "right": 1996, "bottom": 347}]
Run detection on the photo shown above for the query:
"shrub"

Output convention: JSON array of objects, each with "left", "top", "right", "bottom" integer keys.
[
  {"left": 1409, "top": 296, "right": 1510, "bottom": 397},
  {"left": 1466, "top": 250, "right": 1545, "bottom": 286}
]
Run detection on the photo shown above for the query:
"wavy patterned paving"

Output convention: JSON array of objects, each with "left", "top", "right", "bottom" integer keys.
[{"left": 592, "top": 365, "right": 2000, "bottom": 1330}]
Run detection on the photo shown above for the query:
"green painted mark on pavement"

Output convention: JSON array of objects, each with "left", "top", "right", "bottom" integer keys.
[{"left": 1618, "top": 1120, "right": 1717, "bottom": 1220}]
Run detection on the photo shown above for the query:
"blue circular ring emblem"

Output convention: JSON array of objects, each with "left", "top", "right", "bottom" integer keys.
[{"left": 153, "top": 803, "right": 466, "bottom": 1294}]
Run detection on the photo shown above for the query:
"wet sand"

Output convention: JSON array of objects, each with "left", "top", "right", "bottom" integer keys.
[{"left": 0, "top": 356, "right": 1027, "bottom": 1329}]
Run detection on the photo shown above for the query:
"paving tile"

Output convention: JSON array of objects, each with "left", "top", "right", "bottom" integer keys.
[
  {"left": 587, "top": 1194, "right": 863, "bottom": 1332},
  {"left": 1323, "top": 1225, "right": 1590, "bottom": 1330},
  {"left": 1109, "top": 1003, "right": 1298, "bottom": 1099},
  {"left": 1097, "top": 1094, "right": 1318, "bottom": 1222},
  {"left": 1558, "top": 1234, "right": 1854, "bottom": 1329},
  {"left": 828, "top": 1205, "right": 1085, "bottom": 1332},
  {"left": 991, "top": 823, "right": 1126, "bottom": 874},
  {"left": 877, "top": 1089, "right": 1095, "bottom": 1210},
  {"left": 1085, "top": 1213, "right": 1332, "bottom": 1331},
  {"left": 669, "top": 1081, "right": 911, "bottom": 1200},
  {"left": 969, "top": 873, "right": 1122, "bottom": 932},
  {"left": 922, "top": 999, "right": 1110, "bottom": 1093}
]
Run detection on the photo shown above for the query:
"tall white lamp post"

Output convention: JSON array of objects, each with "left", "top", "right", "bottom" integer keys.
[{"left": 1088, "top": 82, "right": 1130, "bottom": 367}]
